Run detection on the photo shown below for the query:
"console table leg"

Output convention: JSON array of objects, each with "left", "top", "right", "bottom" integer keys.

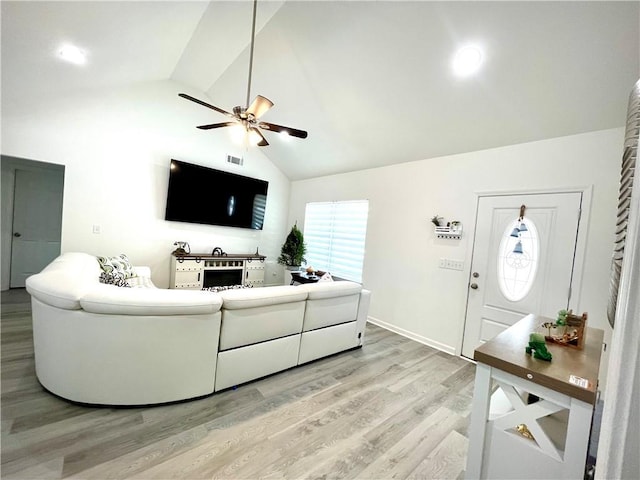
[
  {"left": 563, "top": 398, "right": 593, "bottom": 478},
  {"left": 465, "top": 362, "right": 492, "bottom": 479}
]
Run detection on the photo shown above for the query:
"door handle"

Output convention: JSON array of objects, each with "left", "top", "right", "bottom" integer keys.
[
  {"left": 13, "top": 232, "right": 21, "bottom": 237},
  {"left": 470, "top": 283, "right": 479, "bottom": 290}
]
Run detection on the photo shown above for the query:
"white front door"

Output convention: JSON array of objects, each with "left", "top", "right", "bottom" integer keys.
[
  {"left": 10, "top": 168, "right": 64, "bottom": 287},
  {"left": 461, "top": 192, "right": 583, "bottom": 359}
]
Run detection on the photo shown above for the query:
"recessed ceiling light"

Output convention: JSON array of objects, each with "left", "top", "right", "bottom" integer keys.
[
  {"left": 452, "top": 45, "right": 483, "bottom": 77},
  {"left": 58, "top": 44, "right": 87, "bottom": 65}
]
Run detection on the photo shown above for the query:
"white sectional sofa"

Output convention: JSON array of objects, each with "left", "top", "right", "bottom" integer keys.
[{"left": 25, "top": 252, "right": 371, "bottom": 406}]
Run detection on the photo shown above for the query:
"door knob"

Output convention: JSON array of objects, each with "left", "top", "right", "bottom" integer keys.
[
  {"left": 470, "top": 283, "right": 479, "bottom": 289},
  {"left": 13, "top": 232, "right": 21, "bottom": 237}
]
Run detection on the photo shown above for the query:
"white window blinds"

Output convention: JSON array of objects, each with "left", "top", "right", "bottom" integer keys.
[{"left": 303, "top": 200, "right": 369, "bottom": 283}]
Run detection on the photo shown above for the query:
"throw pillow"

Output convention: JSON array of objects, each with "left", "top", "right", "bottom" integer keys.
[
  {"left": 97, "top": 254, "right": 135, "bottom": 279},
  {"left": 99, "top": 271, "right": 131, "bottom": 288},
  {"left": 319, "top": 272, "right": 333, "bottom": 282}
]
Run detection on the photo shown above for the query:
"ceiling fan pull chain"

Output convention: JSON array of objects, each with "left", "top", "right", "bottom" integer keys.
[{"left": 245, "top": 0, "right": 258, "bottom": 109}]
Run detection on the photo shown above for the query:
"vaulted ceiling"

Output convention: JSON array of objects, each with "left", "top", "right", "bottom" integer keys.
[{"left": 2, "top": 1, "right": 639, "bottom": 180}]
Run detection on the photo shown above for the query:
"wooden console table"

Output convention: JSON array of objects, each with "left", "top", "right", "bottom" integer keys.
[{"left": 465, "top": 314, "right": 603, "bottom": 479}]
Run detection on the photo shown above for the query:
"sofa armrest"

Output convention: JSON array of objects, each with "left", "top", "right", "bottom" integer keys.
[{"left": 26, "top": 271, "right": 89, "bottom": 310}]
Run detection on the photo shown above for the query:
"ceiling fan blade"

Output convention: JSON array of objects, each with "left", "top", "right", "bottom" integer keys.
[
  {"left": 258, "top": 121, "right": 308, "bottom": 139},
  {"left": 250, "top": 127, "right": 269, "bottom": 147},
  {"left": 197, "top": 122, "right": 237, "bottom": 130},
  {"left": 246, "top": 95, "right": 274, "bottom": 119},
  {"left": 178, "top": 93, "right": 234, "bottom": 118}
]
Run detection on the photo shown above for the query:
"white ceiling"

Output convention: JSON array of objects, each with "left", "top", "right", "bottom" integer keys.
[{"left": 2, "top": 1, "right": 639, "bottom": 180}]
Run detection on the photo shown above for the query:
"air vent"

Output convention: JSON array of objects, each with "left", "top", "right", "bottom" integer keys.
[{"left": 227, "top": 155, "right": 243, "bottom": 166}]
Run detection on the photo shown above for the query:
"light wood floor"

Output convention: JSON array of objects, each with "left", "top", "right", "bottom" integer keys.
[{"left": 1, "top": 288, "right": 475, "bottom": 479}]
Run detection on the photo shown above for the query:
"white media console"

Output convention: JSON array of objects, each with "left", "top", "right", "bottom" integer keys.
[{"left": 169, "top": 252, "right": 266, "bottom": 289}]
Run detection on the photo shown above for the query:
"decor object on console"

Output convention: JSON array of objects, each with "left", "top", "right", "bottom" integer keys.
[
  {"left": 25, "top": 252, "right": 370, "bottom": 406},
  {"left": 545, "top": 310, "right": 588, "bottom": 350},
  {"left": 515, "top": 424, "right": 535, "bottom": 441},
  {"left": 172, "top": 241, "right": 190, "bottom": 255},
  {"left": 178, "top": 0, "right": 307, "bottom": 147},
  {"left": 525, "top": 332, "right": 552, "bottom": 361}
]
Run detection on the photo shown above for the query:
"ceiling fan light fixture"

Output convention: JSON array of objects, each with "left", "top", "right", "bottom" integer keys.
[
  {"left": 279, "top": 130, "right": 292, "bottom": 141},
  {"left": 229, "top": 124, "right": 246, "bottom": 144},
  {"left": 248, "top": 128, "right": 262, "bottom": 146},
  {"left": 452, "top": 45, "right": 483, "bottom": 77}
]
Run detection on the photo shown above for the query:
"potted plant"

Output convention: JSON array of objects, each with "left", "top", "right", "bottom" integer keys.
[{"left": 278, "top": 223, "right": 307, "bottom": 276}]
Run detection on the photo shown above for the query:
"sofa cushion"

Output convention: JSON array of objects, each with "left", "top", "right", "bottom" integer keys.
[
  {"left": 219, "top": 302, "right": 306, "bottom": 351},
  {"left": 97, "top": 254, "right": 136, "bottom": 279},
  {"left": 298, "top": 281, "right": 362, "bottom": 299},
  {"left": 81, "top": 286, "right": 222, "bottom": 316},
  {"left": 219, "top": 286, "right": 307, "bottom": 310}
]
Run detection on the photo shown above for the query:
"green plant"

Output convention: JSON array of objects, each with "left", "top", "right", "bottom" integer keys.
[
  {"left": 277, "top": 223, "right": 307, "bottom": 267},
  {"left": 556, "top": 309, "right": 569, "bottom": 326},
  {"left": 431, "top": 215, "right": 442, "bottom": 227}
]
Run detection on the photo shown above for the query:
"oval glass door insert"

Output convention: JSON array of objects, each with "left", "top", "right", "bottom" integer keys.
[{"left": 497, "top": 219, "right": 540, "bottom": 301}]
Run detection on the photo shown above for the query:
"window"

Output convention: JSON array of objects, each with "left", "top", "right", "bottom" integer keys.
[
  {"left": 497, "top": 219, "right": 540, "bottom": 302},
  {"left": 251, "top": 194, "right": 267, "bottom": 229},
  {"left": 303, "top": 200, "right": 369, "bottom": 283}
]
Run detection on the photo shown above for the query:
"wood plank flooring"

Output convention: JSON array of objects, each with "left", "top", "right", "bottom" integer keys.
[{"left": 1, "top": 288, "right": 475, "bottom": 479}]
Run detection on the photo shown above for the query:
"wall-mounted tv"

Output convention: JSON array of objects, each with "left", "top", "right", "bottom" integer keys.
[{"left": 164, "top": 159, "right": 268, "bottom": 230}]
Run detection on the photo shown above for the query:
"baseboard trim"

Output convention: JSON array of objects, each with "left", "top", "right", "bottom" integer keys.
[{"left": 367, "top": 316, "right": 457, "bottom": 356}]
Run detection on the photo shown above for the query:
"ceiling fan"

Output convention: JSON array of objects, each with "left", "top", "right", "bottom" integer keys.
[{"left": 179, "top": 0, "right": 307, "bottom": 147}]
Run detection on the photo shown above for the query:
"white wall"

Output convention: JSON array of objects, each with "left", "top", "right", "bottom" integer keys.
[
  {"left": 1, "top": 80, "right": 292, "bottom": 287},
  {"left": 289, "top": 128, "right": 623, "bottom": 362}
]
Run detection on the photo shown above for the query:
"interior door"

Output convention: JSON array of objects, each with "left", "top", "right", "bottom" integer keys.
[
  {"left": 10, "top": 168, "right": 64, "bottom": 287},
  {"left": 461, "top": 192, "right": 582, "bottom": 359}
]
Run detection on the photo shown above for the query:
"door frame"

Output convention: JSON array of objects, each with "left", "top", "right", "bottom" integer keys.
[
  {"left": 457, "top": 185, "right": 593, "bottom": 356},
  {"left": 1, "top": 155, "right": 65, "bottom": 290}
]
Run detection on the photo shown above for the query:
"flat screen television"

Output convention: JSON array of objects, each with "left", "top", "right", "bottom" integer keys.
[{"left": 164, "top": 159, "right": 268, "bottom": 230}]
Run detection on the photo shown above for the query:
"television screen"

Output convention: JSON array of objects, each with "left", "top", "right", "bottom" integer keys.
[{"left": 164, "top": 159, "right": 268, "bottom": 230}]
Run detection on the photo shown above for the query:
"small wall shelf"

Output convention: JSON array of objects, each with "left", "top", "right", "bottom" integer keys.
[{"left": 435, "top": 225, "right": 463, "bottom": 239}]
